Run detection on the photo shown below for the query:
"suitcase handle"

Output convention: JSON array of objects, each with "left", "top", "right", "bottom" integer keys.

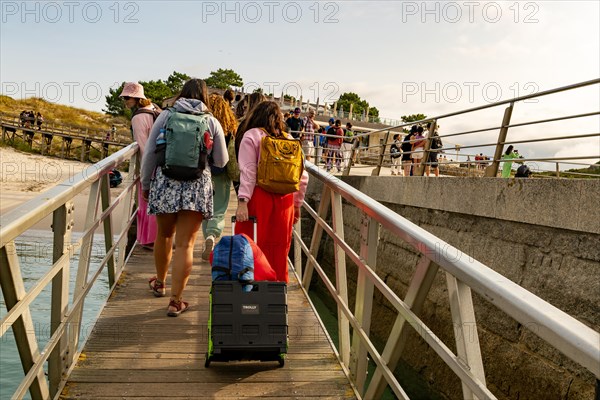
[{"left": 231, "top": 216, "right": 257, "bottom": 241}]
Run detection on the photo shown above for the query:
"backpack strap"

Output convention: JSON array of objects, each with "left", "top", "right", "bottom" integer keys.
[{"left": 132, "top": 107, "right": 160, "bottom": 121}]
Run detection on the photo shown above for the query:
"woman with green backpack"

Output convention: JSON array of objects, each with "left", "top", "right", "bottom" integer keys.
[{"left": 141, "top": 79, "right": 228, "bottom": 317}]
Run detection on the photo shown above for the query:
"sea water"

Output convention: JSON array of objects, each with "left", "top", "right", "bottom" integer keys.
[{"left": 0, "top": 230, "right": 112, "bottom": 400}]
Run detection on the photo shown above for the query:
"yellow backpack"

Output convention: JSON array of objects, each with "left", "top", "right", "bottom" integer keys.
[{"left": 257, "top": 129, "right": 304, "bottom": 194}]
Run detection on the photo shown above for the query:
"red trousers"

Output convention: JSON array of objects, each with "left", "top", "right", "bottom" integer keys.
[{"left": 235, "top": 186, "right": 294, "bottom": 283}]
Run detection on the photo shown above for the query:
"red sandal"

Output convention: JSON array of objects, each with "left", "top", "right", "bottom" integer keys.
[
  {"left": 148, "top": 277, "right": 166, "bottom": 297},
  {"left": 167, "top": 299, "right": 190, "bottom": 317}
]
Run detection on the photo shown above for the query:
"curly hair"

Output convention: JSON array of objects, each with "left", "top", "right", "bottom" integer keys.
[
  {"left": 208, "top": 93, "right": 238, "bottom": 137},
  {"left": 135, "top": 98, "right": 152, "bottom": 108}
]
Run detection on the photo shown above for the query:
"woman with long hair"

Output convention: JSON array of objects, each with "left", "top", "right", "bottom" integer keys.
[
  {"left": 141, "top": 79, "right": 228, "bottom": 316},
  {"left": 120, "top": 82, "right": 158, "bottom": 249},
  {"left": 201, "top": 93, "right": 238, "bottom": 259},
  {"left": 234, "top": 101, "right": 308, "bottom": 282}
]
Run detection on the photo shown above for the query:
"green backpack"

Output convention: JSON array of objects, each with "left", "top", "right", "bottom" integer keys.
[{"left": 157, "top": 108, "right": 213, "bottom": 181}]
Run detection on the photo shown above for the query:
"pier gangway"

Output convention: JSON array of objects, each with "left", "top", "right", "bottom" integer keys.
[{"left": 1, "top": 78, "right": 599, "bottom": 399}]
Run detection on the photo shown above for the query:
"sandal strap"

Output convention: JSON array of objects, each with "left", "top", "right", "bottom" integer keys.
[
  {"left": 168, "top": 300, "right": 188, "bottom": 311},
  {"left": 149, "top": 277, "right": 165, "bottom": 289}
]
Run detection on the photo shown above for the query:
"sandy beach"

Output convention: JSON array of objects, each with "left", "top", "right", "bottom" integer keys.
[{"left": 1, "top": 146, "right": 129, "bottom": 232}]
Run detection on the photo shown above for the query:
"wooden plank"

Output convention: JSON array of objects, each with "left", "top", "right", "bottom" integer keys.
[
  {"left": 61, "top": 396, "right": 349, "bottom": 400},
  {"left": 69, "top": 357, "right": 347, "bottom": 376},
  {"left": 62, "top": 382, "right": 355, "bottom": 398},
  {"left": 61, "top": 196, "right": 356, "bottom": 399},
  {"left": 68, "top": 369, "right": 349, "bottom": 383}
]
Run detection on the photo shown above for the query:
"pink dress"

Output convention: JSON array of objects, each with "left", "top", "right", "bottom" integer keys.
[{"left": 131, "top": 110, "right": 158, "bottom": 246}]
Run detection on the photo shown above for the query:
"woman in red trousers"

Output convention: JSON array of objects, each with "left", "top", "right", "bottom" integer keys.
[{"left": 234, "top": 101, "right": 308, "bottom": 283}]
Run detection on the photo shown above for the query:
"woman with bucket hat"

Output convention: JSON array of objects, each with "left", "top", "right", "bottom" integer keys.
[{"left": 120, "top": 82, "right": 159, "bottom": 250}]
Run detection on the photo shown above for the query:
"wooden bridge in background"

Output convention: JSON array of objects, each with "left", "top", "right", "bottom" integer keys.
[{"left": 0, "top": 113, "right": 129, "bottom": 162}]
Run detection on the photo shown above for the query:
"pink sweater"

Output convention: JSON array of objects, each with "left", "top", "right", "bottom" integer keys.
[
  {"left": 131, "top": 110, "right": 154, "bottom": 154},
  {"left": 238, "top": 128, "right": 309, "bottom": 208}
]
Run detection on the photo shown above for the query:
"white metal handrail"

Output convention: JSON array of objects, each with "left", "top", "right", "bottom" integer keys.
[
  {"left": 292, "top": 161, "right": 600, "bottom": 399},
  {"left": 0, "top": 143, "right": 140, "bottom": 400}
]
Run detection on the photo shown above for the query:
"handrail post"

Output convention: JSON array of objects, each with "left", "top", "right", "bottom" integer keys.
[
  {"left": 67, "top": 180, "right": 101, "bottom": 366},
  {"left": 445, "top": 273, "right": 487, "bottom": 400},
  {"left": 372, "top": 130, "right": 391, "bottom": 176},
  {"left": 100, "top": 175, "right": 116, "bottom": 287},
  {"left": 49, "top": 201, "right": 74, "bottom": 396},
  {"left": 556, "top": 162, "right": 560, "bottom": 178},
  {"left": 302, "top": 186, "right": 331, "bottom": 291},
  {"left": 485, "top": 102, "right": 514, "bottom": 177},
  {"left": 331, "top": 191, "right": 351, "bottom": 366},
  {"left": 365, "top": 257, "right": 438, "bottom": 399},
  {"left": 0, "top": 242, "right": 50, "bottom": 400},
  {"left": 349, "top": 213, "right": 380, "bottom": 395},
  {"left": 293, "top": 215, "right": 302, "bottom": 280}
]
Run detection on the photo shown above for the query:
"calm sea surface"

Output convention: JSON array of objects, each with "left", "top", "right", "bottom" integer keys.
[{"left": 0, "top": 230, "right": 110, "bottom": 400}]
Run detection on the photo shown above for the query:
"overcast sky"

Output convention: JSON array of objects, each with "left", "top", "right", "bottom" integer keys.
[{"left": 2, "top": 1, "right": 599, "bottom": 169}]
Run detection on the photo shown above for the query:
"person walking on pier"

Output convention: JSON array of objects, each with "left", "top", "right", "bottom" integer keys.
[
  {"left": 342, "top": 122, "right": 355, "bottom": 169},
  {"left": 234, "top": 100, "right": 308, "bottom": 283},
  {"left": 223, "top": 88, "right": 235, "bottom": 107},
  {"left": 390, "top": 134, "right": 402, "bottom": 175},
  {"left": 302, "top": 108, "right": 319, "bottom": 162},
  {"left": 411, "top": 126, "right": 426, "bottom": 171},
  {"left": 425, "top": 127, "right": 442, "bottom": 177},
  {"left": 201, "top": 93, "right": 238, "bottom": 259},
  {"left": 326, "top": 119, "right": 344, "bottom": 173},
  {"left": 286, "top": 107, "right": 305, "bottom": 139},
  {"left": 402, "top": 126, "right": 417, "bottom": 176},
  {"left": 141, "top": 79, "right": 228, "bottom": 317},
  {"left": 120, "top": 82, "right": 159, "bottom": 251}
]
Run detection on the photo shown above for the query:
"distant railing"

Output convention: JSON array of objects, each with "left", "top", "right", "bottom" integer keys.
[
  {"left": 0, "top": 144, "right": 140, "bottom": 399},
  {"left": 296, "top": 79, "right": 600, "bottom": 178},
  {"left": 291, "top": 161, "right": 600, "bottom": 399}
]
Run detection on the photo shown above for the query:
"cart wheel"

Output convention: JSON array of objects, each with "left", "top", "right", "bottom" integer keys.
[
  {"left": 204, "top": 353, "right": 211, "bottom": 368},
  {"left": 278, "top": 357, "right": 285, "bottom": 367}
]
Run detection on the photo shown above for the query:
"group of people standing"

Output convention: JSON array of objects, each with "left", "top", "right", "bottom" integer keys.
[
  {"left": 283, "top": 107, "right": 356, "bottom": 172},
  {"left": 390, "top": 124, "right": 443, "bottom": 177},
  {"left": 122, "top": 80, "right": 307, "bottom": 317},
  {"left": 19, "top": 110, "right": 43, "bottom": 130}
]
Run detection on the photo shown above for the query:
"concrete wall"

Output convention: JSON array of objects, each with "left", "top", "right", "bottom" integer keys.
[{"left": 303, "top": 176, "right": 599, "bottom": 400}]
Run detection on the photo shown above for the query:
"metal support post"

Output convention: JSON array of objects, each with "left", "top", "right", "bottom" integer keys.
[
  {"left": 485, "top": 103, "right": 514, "bottom": 177},
  {"left": 372, "top": 130, "right": 391, "bottom": 176}
]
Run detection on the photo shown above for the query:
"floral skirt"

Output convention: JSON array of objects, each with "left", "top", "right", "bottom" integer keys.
[{"left": 148, "top": 167, "right": 213, "bottom": 218}]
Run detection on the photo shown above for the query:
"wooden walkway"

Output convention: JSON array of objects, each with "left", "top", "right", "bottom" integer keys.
[{"left": 60, "top": 196, "right": 356, "bottom": 399}]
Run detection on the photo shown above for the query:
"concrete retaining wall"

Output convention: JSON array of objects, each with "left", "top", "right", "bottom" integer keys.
[{"left": 303, "top": 176, "right": 599, "bottom": 400}]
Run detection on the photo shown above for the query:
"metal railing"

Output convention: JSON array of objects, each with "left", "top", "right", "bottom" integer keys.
[
  {"left": 0, "top": 144, "right": 140, "bottom": 400},
  {"left": 290, "top": 161, "right": 600, "bottom": 399},
  {"left": 302, "top": 79, "right": 600, "bottom": 178}
]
